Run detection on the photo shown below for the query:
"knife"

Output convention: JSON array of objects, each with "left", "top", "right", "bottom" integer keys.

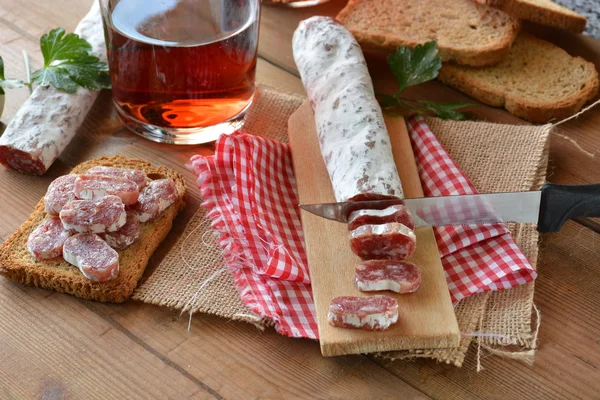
[{"left": 299, "top": 183, "right": 600, "bottom": 232}]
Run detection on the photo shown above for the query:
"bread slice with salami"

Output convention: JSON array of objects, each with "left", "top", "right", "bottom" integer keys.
[{"left": 0, "top": 155, "right": 187, "bottom": 303}]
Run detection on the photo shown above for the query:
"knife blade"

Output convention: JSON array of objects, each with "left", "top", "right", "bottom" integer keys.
[{"left": 299, "top": 183, "right": 600, "bottom": 232}]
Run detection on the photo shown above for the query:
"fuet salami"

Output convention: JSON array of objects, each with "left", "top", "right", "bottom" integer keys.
[
  {"left": 60, "top": 195, "right": 127, "bottom": 233},
  {"left": 74, "top": 174, "right": 140, "bottom": 205},
  {"left": 347, "top": 204, "right": 415, "bottom": 231},
  {"left": 44, "top": 174, "right": 78, "bottom": 215},
  {"left": 63, "top": 233, "right": 119, "bottom": 282},
  {"left": 292, "top": 17, "right": 403, "bottom": 202},
  {"left": 27, "top": 217, "right": 72, "bottom": 260},
  {"left": 349, "top": 223, "right": 416, "bottom": 260},
  {"left": 133, "top": 179, "right": 178, "bottom": 223},
  {"left": 0, "top": 2, "right": 106, "bottom": 175},
  {"left": 355, "top": 260, "right": 421, "bottom": 293},
  {"left": 328, "top": 296, "right": 399, "bottom": 331},
  {"left": 100, "top": 211, "right": 141, "bottom": 250},
  {"left": 86, "top": 166, "right": 148, "bottom": 190}
]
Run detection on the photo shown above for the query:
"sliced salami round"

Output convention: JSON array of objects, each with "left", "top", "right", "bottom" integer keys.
[
  {"left": 100, "top": 211, "right": 141, "bottom": 250},
  {"left": 74, "top": 174, "right": 140, "bottom": 205},
  {"left": 27, "top": 217, "right": 72, "bottom": 260},
  {"left": 355, "top": 260, "right": 421, "bottom": 294},
  {"left": 86, "top": 166, "right": 148, "bottom": 190},
  {"left": 347, "top": 205, "right": 415, "bottom": 231},
  {"left": 60, "top": 195, "right": 127, "bottom": 233},
  {"left": 44, "top": 174, "right": 78, "bottom": 215},
  {"left": 328, "top": 295, "right": 399, "bottom": 331},
  {"left": 349, "top": 223, "right": 416, "bottom": 260},
  {"left": 133, "top": 178, "right": 178, "bottom": 223},
  {"left": 63, "top": 233, "right": 119, "bottom": 282}
]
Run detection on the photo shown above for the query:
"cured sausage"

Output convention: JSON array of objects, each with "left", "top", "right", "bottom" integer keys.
[
  {"left": 0, "top": 2, "right": 106, "bottom": 175},
  {"left": 60, "top": 195, "right": 127, "bottom": 233},
  {"left": 347, "top": 204, "right": 415, "bottom": 231},
  {"left": 349, "top": 223, "right": 416, "bottom": 260},
  {"left": 74, "top": 174, "right": 140, "bottom": 205},
  {"left": 328, "top": 296, "right": 399, "bottom": 330},
  {"left": 100, "top": 211, "right": 141, "bottom": 250},
  {"left": 355, "top": 260, "right": 421, "bottom": 293},
  {"left": 133, "top": 179, "right": 178, "bottom": 223},
  {"left": 44, "top": 174, "right": 78, "bottom": 215},
  {"left": 86, "top": 166, "right": 147, "bottom": 190},
  {"left": 292, "top": 16, "right": 404, "bottom": 202},
  {"left": 63, "top": 233, "right": 119, "bottom": 282},
  {"left": 27, "top": 217, "right": 72, "bottom": 260}
]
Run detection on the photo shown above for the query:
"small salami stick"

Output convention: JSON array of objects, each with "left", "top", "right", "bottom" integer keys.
[
  {"left": 355, "top": 260, "right": 421, "bottom": 293},
  {"left": 63, "top": 233, "right": 119, "bottom": 282},
  {"left": 349, "top": 223, "right": 416, "bottom": 260},
  {"left": 347, "top": 204, "right": 415, "bottom": 231},
  {"left": 44, "top": 174, "right": 78, "bottom": 215},
  {"left": 60, "top": 195, "right": 127, "bottom": 233},
  {"left": 328, "top": 296, "right": 399, "bottom": 331},
  {"left": 27, "top": 217, "right": 72, "bottom": 260},
  {"left": 133, "top": 179, "right": 179, "bottom": 223},
  {"left": 74, "top": 174, "right": 140, "bottom": 205},
  {"left": 86, "top": 166, "right": 148, "bottom": 190}
]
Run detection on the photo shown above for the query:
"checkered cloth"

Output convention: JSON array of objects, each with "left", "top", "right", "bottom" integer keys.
[{"left": 187, "top": 116, "right": 537, "bottom": 339}]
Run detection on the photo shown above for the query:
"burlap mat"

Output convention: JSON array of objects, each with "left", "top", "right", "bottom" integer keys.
[{"left": 132, "top": 85, "right": 551, "bottom": 367}]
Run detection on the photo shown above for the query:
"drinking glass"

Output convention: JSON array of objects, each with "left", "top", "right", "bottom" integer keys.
[{"left": 99, "top": 0, "right": 261, "bottom": 144}]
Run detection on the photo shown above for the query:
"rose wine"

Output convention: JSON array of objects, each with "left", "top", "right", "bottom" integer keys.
[{"left": 105, "top": 0, "right": 259, "bottom": 132}]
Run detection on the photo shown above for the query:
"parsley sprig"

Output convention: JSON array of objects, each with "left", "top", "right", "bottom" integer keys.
[
  {"left": 377, "top": 42, "right": 473, "bottom": 120},
  {"left": 0, "top": 27, "right": 110, "bottom": 94}
]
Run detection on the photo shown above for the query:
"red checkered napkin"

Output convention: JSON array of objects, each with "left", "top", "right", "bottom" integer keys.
[{"left": 187, "top": 116, "right": 536, "bottom": 339}]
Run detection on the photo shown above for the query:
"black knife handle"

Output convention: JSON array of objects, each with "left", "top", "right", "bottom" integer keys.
[{"left": 538, "top": 183, "right": 600, "bottom": 232}]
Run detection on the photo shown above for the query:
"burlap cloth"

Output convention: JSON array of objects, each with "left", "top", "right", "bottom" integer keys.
[{"left": 132, "top": 85, "right": 551, "bottom": 367}]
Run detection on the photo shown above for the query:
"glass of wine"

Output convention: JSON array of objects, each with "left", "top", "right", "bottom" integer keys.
[{"left": 99, "top": 0, "right": 261, "bottom": 145}]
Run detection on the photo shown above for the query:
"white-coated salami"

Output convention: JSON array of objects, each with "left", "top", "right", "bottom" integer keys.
[
  {"left": 349, "top": 223, "right": 416, "bottom": 260},
  {"left": 347, "top": 204, "right": 415, "bottom": 231},
  {"left": 86, "top": 166, "right": 147, "bottom": 190},
  {"left": 0, "top": 2, "right": 106, "bottom": 175},
  {"left": 63, "top": 233, "right": 119, "bottom": 282},
  {"left": 44, "top": 174, "right": 78, "bottom": 215},
  {"left": 60, "top": 195, "right": 127, "bottom": 233},
  {"left": 100, "top": 211, "right": 141, "bottom": 250},
  {"left": 292, "top": 16, "right": 403, "bottom": 202},
  {"left": 355, "top": 260, "right": 421, "bottom": 293},
  {"left": 74, "top": 174, "right": 140, "bottom": 205},
  {"left": 133, "top": 179, "right": 178, "bottom": 222},
  {"left": 27, "top": 217, "right": 72, "bottom": 260},
  {"left": 328, "top": 296, "right": 399, "bottom": 330}
]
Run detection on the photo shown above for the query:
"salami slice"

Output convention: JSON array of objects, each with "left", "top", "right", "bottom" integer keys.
[
  {"left": 133, "top": 179, "right": 178, "bottom": 223},
  {"left": 355, "top": 260, "right": 421, "bottom": 293},
  {"left": 74, "top": 174, "right": 140, "bottom": 205},
  {"left": 0, "top": 3, "right": 105, "bottom": 175},
  {"left": 347, "top": 205, "right": 415, "bottom": 231},
  {"left": 349, "top": 223, "right": 416, "bottom": 260},
  {"left": 86, "top": 166, "right": 147, "bottom": 190},
  {"left": 27, "top": 217, "right": 72, "bottom": 260},
  {"left": 44, "top": 174, "right": 78, "bottom": 215},
  {"left": 100, "top": 211, "right": 141, "bottom": 250},
  {"left": 292, "top": 17, "right": 403, "bottom": 202},
  {"left": 63, "top": 233, "right": 119, "bottom": 282},
  {"left": 328, "top": 296, "right": 399, "bottom": 331},
  {"left": 60, "top": 195, "right": 127, "bottom": 233}
]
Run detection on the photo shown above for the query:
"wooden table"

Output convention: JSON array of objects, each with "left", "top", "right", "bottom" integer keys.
[{"left": 0, "top": 1, "right": 598, "bottom": 398}]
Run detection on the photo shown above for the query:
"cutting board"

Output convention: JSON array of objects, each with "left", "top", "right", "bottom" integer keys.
[{"left": 288, "top": 101, "right": 460, "bottom": 357}]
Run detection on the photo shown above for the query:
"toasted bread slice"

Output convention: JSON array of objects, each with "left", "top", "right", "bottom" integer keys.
[
  {"left": 336, "top": 0, "right": 520, "bottom": 67},
  {"left": 475, "top": 0, "right": 586, "bottom": 33},
  {"left": 0, "top": 156, "right": 187, "bottom": 303},
  {"left": 438, "top": 34, "right": 599, "bottom": 123}
]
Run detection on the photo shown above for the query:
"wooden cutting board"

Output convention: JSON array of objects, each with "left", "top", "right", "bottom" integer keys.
[{"left": 288, "top": 101, "right": 460, "bottom": 357}]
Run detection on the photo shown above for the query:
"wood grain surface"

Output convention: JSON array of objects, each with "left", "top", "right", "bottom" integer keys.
[
  {"left": 289, "top": 102, "right": 459, "bottom": 356},
  {"left": 0, "top": 0, "right": 598, "bottom": 399}
]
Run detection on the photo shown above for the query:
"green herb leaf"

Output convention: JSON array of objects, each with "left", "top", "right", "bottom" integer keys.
[
  {"left": 387, "top": 41, "right": 442, "bottom": 92},
  {"left": 0, "top": 55, "right": 25, "bottom": 95},
  {"left": 419, "top": 100, "right": 474, "bottom": 120}
]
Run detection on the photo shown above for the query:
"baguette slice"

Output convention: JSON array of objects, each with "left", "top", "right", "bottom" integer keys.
[
  {"left": 475, "top": 0, "right": 586, "bottom": 33},
  {"left": 0, "top": 156, "right": 187, "bottom": 303},
  {"left": 336, "top": 0, "right": 520, "bottom": 67},
  {"left": 438, "top": 34, "right": 599, "bottom": 123}
]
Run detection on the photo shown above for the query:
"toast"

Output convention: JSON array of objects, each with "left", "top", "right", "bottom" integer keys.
[
  {"left": 0, "top": 156, "right": 188, "bottom": 303},
  {"left": 475, "top": 0, "right": 586, "bottom": 33},
  {"left": 438, "top": 33, "right": 599, "bottom": 123},
  {"left": 336, "top": 0, "right": 520, "bottom": 67}
]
